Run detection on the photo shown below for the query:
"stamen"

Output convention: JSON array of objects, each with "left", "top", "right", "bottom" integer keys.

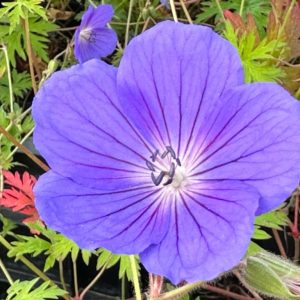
[
  {"left": 151, "top": 171, "right": 166, "bottom": 186},
  {"left": 176, "top": 158, "right": 182, "bottom": 166},
  {"left": 146, "top": 160, "right": 156, "bottom": 171},
  {"left": 163, "top": 178, "right": 173, "bottom": 186},
  {"left": 166, "top": 146, "right": 176, "bottom": 159},
  {"left": 161, "top": 150, "right": 168, "bottom": 159},
  {"left": 150, "top": 149, "right": 159, "bottom": 162},
  {"left": 169, "top": 162, "right": 175, "bottom": 178}
]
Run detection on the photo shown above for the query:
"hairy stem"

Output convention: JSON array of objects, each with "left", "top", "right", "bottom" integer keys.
[
  {"left": 272, "top": 228, "right": 287, "bottom": 258},
  {"left": 129, "top": 256, "right": 142, "bottom": 300}
]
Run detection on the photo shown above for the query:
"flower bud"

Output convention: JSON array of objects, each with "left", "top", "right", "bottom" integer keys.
[{"left": 241, "top": 250, "right": 300, "bottom": 299}]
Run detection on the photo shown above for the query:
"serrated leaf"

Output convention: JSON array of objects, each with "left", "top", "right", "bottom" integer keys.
[
  {"left": 96, "top": 248, "right": 140, "bottom": 282},
  {"left": 6, "top": 278, "right": 66, "bottom": 300},
  {"left": 0, "top": 70, "right": 31, "bottom": 105},
  {"left": 224, "top": 22, "right": 286, "bottom": 83},
  {"left": 255, "top": 208, "right": 289, "bottom": 230},
  {"left": 8, "top": 235, "right": 51, "bottom": 258}
]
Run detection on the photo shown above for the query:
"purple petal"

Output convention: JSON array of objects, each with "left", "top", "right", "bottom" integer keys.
[
  {"left": 74, "top": 27, "right": 117, "bottom": 63},
  {"left": 32, "top": 59, "right": 153, "bottom": 190},
  {"left": 74, "top": 5, "right": 116, "bottom": 63},
  {"left": 117, "top": 21, "right": 243, "bottom": 156},
  {"left": 34, "top": 171, "right": 170, "bottom": 252},
  {"left": 189, "top": 83, "right": 300, "bottom": 214},
  {"left": 140, "top": 181, "right": 259, "bottom": 283},
  {"left": 81, "top": 5, "right": 114, "bottom": 28}
]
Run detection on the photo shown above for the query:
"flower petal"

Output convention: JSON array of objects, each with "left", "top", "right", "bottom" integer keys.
[
  {"left": 32, "top": 59, "right": 153, "bottom": 190},
  {"left": 81, "top": 5, "right": 114, "bottom": 28},
  {"left": 74, "top": 27, "right": 117, "bottom": 63},
  {"left": 189, "top": 83, "right": 300, "bottom": 214},
  {"left": 117, "top": 21, "right": 243, "bottom": 154},
  {"left": 34, "top": 171, "right": 170, "bottom": 252},
  {"left": 140, "top": 181, "right": 259, "bottom": 283}
]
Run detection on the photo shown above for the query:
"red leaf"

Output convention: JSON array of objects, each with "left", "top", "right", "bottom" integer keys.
[{"left": 0, "top": 171, "right": 41, "bottom": 226}]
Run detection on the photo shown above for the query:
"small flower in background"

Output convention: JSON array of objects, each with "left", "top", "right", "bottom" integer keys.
[
  {"left": 0, "top": 171, "right": 40, "bottom": 224},
  {"left": 74, "top": 4, "right": 117, "bottom": 63},
  {"left": 32, "top": 21, "right": 300, "bottom": 284},
  {"left": 160, "top": 0, "right": 170, "bottom": 8}
]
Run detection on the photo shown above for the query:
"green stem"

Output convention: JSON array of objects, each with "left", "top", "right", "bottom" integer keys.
[
  {"left": 151, "top": 281, "right": 203, "bottom": 300},
  {"left": 169, "top": 0, "right": 178, "bottom": 22},
  {"left": 179, "top": 0, "right": 192, "bottom": 24},
  {"left": 0, "top": 236, "right": 70, "bottom": 300},
  {"left": 214, "top": 0, "right": 226, "bottom": 23},
  {"left": 80, "top": 255, "right": 112, "bottom": 299},
  {"left": 0, "top": 44, "right": 14, "bottom": 113},
  {"left": 129, "top": 255, "right": 141, "bottom": 300},
  {"left": 121, "top": 276, "right": 126, "bottom": 300},
  {"left": 59, "top": 259, "right": 68, "bottom": 292},
  {"left": 6, "top": 127, "right": 34, "bottom": 161},
  {"left": 73, "top": 260, "right": 79, "bottom": 298},
  {"left": 239, "top": 0, "right": 245, "bottom": 17},
  {"left": 0, "top": 257, "right": 13, "bottom": 285},
  {"left": 125, "top": 0, "right": 134, "bottom": 47},
  {"left": 23, "top": 17, "right": 37, "bottom": 94}
]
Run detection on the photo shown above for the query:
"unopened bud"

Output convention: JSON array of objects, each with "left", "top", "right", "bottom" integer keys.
[{"left": 241, "top": 250, "right": 300, "bottom": 299}]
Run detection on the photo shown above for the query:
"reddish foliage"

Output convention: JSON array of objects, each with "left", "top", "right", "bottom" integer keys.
[
  {"left": 224, "top": 10, "right": 260, "bottom": 44},
  {"left": 0, "top": 171, "right": 40, "bottom": 224}
]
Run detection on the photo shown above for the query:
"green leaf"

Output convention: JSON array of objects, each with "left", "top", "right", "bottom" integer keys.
[
  {"left": 0, "top": 0, "right": 46, "bottom": 33},
  {"left": 0, "top": 17, "right": 58, "bottom": 67},
  {"left": 8, "top": 235, "right": 51, "bottom": 258},
  {"left": 252, "top": 226, "right": 271, "bottom": 240},
  {"left": 0, "top": 70, "right": 31, "bottom": 105},
  {"left": 6, "top": 278, "right": 66, "bottom": 300},
  {"left": 196, "top": 0, "right": 270, "bottom": 34},
  {"left": 0, "top": 214, "right": 17, "bottom": 236},
  {"left": 255, "top": 208, "right": 289, "bottom": 230},
  {"left": 224, "top": 22, "right": 286, "bottom": 83},
  {"left": 247, "top": 241, "right": 263, "bottom": 256},
  {"left": 96, "top": 248, "right": 140, "bottom": 282}
]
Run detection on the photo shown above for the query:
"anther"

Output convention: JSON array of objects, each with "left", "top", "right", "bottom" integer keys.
[
  {"left": 166, "top": 146, "right": 176, "bottom": 159},
  {"left": 169, "top": 162, "right": 175, "bottom": 178},
  {"left": 176, "top": 158, "right": 181, "bottom": 166},
  {"left": 163, "top": 178, "right": 173, "bottom": 186},
  {"left": 150, "top": 149, "right": 159, "bottom": 162},
  {"left": 146, "top": 160, "right": 155, "bottom": 171},
  {"left": 151, "top": 171, "right": 165, "bottom": 186},
  {"left": 161, "top": 150, "right": 168, "bottom": 159}
]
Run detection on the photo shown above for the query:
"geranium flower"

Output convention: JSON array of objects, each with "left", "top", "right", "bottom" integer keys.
[
  {"left": 74, "top": 4, "right": 117, "bottom": 63},
  {"left": 33, "top": 21, "right": 300, "bottom": 283}
]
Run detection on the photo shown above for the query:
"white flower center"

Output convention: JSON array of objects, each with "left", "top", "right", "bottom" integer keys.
[{"left": 79, "top": 27, "right": 95, "bottom": 43}]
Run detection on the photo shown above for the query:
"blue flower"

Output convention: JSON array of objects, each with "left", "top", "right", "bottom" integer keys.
[
  {"left": 33, "top": 21, "right": 300, "bottom": 284},
  {"left": 74, "top": 5, "right": 117, "bottom": 63}
]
